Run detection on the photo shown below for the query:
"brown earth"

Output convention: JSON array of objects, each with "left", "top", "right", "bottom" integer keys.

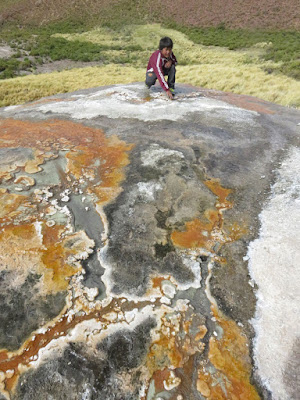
[
  {"left": 1, "top": 0, "right": 299, "bottom": 30},
  {"left": 155, "top": 0, "right": 300, "bottom": 30}
]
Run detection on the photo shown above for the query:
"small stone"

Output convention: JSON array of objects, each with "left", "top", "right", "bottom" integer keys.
[
  {"left": 161, "top": 281, "right": 176, "bottom": 298},
  {"left": 163, "top": 371, "right": 181, "bottom": 390},
  {"left": 160, "top": 296, "right": 171, "bottom": 305},
  {"left": 61, "top": 195, "right": 69, "bottom": 202},
  {"left": 6, "top": 369, "right": 14, "bottom": 379},
  {"left": 46, "top": 220, "right": 55, "bottom": 227},
  {"left": 14, "top": 175, "right": 35, "bottom": 187},
  {"left": 85, "top": 287, "right": 98, "bottom": 301},
  {"left": 249, "top": 280, "right": 255, "bottom": 287}
]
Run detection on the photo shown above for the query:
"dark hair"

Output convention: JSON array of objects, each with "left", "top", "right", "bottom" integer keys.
[{"left": 159, "top": 37, "right": 173, "bottom": 50}]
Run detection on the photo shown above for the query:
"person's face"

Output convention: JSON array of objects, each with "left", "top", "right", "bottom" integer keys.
[{"left": 161, "top": 47, "right": 172, "bottom": 58}]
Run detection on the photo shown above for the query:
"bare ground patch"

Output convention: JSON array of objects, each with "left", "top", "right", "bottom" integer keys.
[{"left": 0, "top": 45, "right": 15, "bottom": 59}]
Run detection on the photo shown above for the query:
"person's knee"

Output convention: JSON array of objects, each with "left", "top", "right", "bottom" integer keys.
[{"left": 146, "top": 72, "right": 156, "bottom": 87}]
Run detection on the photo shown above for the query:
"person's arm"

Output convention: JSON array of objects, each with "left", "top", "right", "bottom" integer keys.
[{"left": 153, "top": 51, "right": 169, "bottom": 92}]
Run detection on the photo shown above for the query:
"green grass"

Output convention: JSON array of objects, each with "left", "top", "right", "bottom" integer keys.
[
  {"left": 166, "top": 23, "right": 300, "bottom": 79},
  {"left": 1, "top": 19, "right": 299, "bottom": 79},
  {"left": 0, "top": 20, "right": 146, "bottom": 79},
  {"left": 0, "top": 21, "right": 299, "bottom": 108},
  {"left": 1, "top": 23, "right": 299, "bottom": 109},
  {"left": 0, "top": 21, "right": 94, "bottom": 78},
  {"left": 30, "top": 37, "right": 105, "bottom": 62}
]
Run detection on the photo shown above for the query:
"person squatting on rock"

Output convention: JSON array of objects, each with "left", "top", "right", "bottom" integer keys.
[{"left": 145, "top": 36, "right": 177, "bottom": 100}]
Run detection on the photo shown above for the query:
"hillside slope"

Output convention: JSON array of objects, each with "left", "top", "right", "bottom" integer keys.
[{"left": 1, "top": 0, "right": 299, "bottom": 30}]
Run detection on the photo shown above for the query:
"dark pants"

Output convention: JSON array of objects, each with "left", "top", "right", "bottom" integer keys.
[{"left": 145, "top": 64, "right": 176, "bottom": 90}]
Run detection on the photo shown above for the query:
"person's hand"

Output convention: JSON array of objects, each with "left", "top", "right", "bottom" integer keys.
[
  {"left": 165, "top": 60, "right": 172, "bottom": 68},
  {"left": 166, "top": 90, "right": 174, "bottom": 100}
]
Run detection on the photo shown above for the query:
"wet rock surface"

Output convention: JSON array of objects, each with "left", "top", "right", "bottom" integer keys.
[
  {"left": 0, "top": 271, "right": 66, "bottom": 351},
  {"left": 0, "top": 83, "right": 299, "bottom": 399}
]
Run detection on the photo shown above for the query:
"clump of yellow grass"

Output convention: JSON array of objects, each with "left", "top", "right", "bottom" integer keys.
[
  {"left": 177, "top": 65, "right": 300, "bottom": 107},
  {"left": 1, "top": 24, "right": 299, "bottom": 108},
  {"left": 0, "top": 65, "right": 144, "bottom": 107}
]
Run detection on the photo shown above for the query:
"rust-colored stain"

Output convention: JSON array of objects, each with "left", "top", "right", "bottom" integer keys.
[
  {"left": 171, "top": 179, "right": 245, "bottom": 252},
  {"left": 145, "top": 308, "right": 207, "bottom": 399},
  {"left": 0, "top": 222, "right": 93, "bottom": 296},
  {"left": 0, "top": 119, "right": 132, "bottom": 292},
  {"left": 40, "top": 224, "right": 85, "bottom": 291},
  {"left": 0, "top": 118, "right": 258, "bottom": 398},
  {"left": 197, "top": 306, "right": 260, "bottom": 400},
  {"left": 169, "top": 178, "right": 258, "bottom": 399},
  {"left": 0, "top": 192, "right": 29, "bottom": 221},
  {"left": 209, "top": 91, "right": 275, "bottom": 114},
  {"left": 148, "top": 368, "right": 173, "bottom": 394},
  {"left": 0, "top": 297, "right": 160, "bottom": 394},
  {"left": 147, "top": 332, "right": 184, "bottom": 371},
  {"left": 66, "top": 141, "right": 130, "bottom": 206},
  {"left": 204, "top": 179, "right": 232, "bottom": 207},
  {"left": 0, "top": 118, "right": 132, "bottom": 209},
  {"left": 0, "top": 118, "right": 135, "bottom": 394},
  {"left": 151, "top": 276, "right": 165, "bottom": 289}
]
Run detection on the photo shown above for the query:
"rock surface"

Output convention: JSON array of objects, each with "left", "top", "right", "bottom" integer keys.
[{"left": 0, "top": 83, "right": 299, "bottom": 400}]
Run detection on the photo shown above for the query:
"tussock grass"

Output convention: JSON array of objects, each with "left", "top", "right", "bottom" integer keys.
[
  {"left": 0, "top": 65, "right": 144, "bottom": 107},
  {"left": 1, "top": 62, "right": 299, "bottom": 109},
  {"left": 177, "top": 65, "right": 300, "bottom": 108}
]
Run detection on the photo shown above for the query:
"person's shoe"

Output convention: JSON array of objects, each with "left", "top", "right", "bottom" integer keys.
[{"left": 169, "top": 88, "right": 175, "bottom": 96}]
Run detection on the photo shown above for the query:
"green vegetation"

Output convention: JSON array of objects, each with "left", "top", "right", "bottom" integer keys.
[
  {"left": 30, "top": 37, "right": 104, "bottom": 62},
  {"left": 0, "top": 21, "right": 146, "bottom": 79},
  {"left": 167, "top": 23, "right": 300, "bottom": 79},
  {"left": 0, "top": 21, "right": 103, "bottom": 78},
  {"left": 1, "top": 20, "right": 299, "bottom": 79},
  {"left": 0, "top": 21, "right": 299, "bottom": 108}
]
